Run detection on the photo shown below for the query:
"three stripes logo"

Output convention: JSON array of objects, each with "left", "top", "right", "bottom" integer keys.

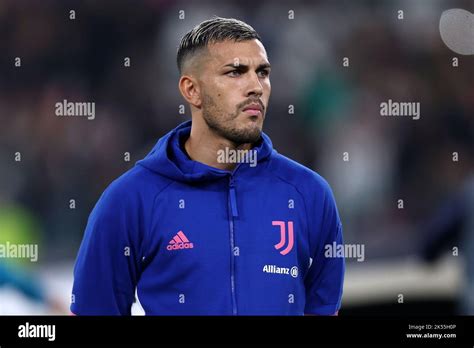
[
  {"left": 167, "top": 230, "right": 194, "bottom": 251},
  {"left": 272, "top": 221, "right": 294, "bottom": 255}
]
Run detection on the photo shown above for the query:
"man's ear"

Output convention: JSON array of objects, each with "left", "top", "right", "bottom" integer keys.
[{"left": 178, "top": 75, "right": 202, "bottom": 108}]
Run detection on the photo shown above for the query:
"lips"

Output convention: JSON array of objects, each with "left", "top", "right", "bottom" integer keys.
[{"left": 243, "top": 103, "right": 263, "bottom": 112}]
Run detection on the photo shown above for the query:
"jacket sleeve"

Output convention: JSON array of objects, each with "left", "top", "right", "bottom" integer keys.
[
  {"left": 304, "top": 180, "right": 345, "bottom": 315},
  {"left": 71, "top": 180, "right": 142, "bottom": 315}
]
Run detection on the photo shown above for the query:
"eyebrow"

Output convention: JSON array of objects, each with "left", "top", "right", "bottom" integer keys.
[{"left": 223, "top": 62, "right": 271, "bottom": 70}]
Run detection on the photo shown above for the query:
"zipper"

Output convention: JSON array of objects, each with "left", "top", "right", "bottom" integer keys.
[
  {"left": 229, "top": 177, "right": 239, "bottom": 218},
  {"left": 228, "top": 174, "right": 239, "bottom": 315}
]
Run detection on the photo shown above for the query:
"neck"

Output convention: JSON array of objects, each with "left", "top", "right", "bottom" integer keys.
[{"left": 184, "top": 118, "right": 254, "bottom": 171}]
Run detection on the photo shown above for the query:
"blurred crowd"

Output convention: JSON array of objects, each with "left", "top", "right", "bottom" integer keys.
[{"left": 0, "top": 0, "right": 472, "bottom": 271}]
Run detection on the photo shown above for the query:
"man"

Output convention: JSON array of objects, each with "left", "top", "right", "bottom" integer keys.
[{"left": 71, "top": 17, "right": 344, "bottom": 315}]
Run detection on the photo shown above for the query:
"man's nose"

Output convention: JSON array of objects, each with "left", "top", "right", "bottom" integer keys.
[{"left": 245, "top": 72, "right": 264, "bottom": 97}]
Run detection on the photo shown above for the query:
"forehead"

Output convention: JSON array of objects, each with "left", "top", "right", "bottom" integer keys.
[{"left": 205, "top": 39, "right": 269, "bottom": 67}]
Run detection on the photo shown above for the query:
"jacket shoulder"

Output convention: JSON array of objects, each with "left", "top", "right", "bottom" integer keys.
[
  {"left": 268, "top": 152, "right": 333, "bottom": 196},
  {"left": 99, "top": 164, "right": 174, "bottom": 205}
]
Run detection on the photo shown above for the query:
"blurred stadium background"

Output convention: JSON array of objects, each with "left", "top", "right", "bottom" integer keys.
[{"left": 0, "top": 0, "right": 473, "bottom": 315}]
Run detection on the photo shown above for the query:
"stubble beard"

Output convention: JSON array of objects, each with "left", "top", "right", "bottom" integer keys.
[{"left": 201, "top": 93, "right": 263, "bottom": 145}]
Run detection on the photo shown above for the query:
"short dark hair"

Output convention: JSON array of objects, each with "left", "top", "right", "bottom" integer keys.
[{"left": 177, "top": 16, "right": 261, "bottom": 74}]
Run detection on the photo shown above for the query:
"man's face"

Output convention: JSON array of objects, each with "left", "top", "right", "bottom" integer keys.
[{"left": 198, "top": 39, "right": 271, "bottom": 145}]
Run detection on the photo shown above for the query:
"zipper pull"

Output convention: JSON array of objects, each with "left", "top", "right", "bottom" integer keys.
[{"left": 229, "top": 177, "right": 239, "bottom": 218}]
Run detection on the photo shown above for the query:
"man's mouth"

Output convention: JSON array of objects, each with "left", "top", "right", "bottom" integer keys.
[{"left": 242, "top": 103, "right": 264, "bottom": 116}]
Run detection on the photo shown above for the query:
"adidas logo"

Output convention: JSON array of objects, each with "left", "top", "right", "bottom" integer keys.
[{"left": 166, "top": 231, "right": 194, "bottom": 251}]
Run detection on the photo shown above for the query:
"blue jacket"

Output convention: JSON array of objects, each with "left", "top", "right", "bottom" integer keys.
[{"left": 71, "top": 120, "right": 344, "bottom": 315}]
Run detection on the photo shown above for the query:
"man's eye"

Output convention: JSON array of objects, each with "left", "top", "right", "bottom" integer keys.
[
  {"left": 258, "top": 70, "right": 270, "bottom": 77},
  {"left": 227, "top": 70, "right": 241, "bottom": 77}
]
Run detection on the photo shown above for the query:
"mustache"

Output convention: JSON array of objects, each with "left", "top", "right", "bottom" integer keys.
[{"left": 238, "top": 98, "right": 265, "bottom": 112}]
